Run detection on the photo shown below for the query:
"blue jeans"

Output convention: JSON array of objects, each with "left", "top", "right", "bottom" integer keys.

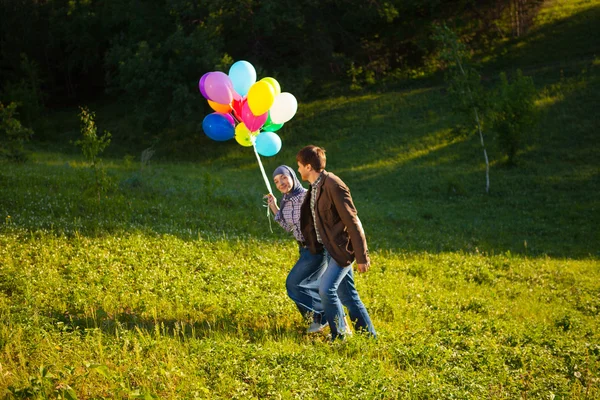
[
  {"left": 319, "top": 250, "right": 376, "bottom": 340},
  {"left": 286, "top": 246, "right": 327, "bottom": 323}
]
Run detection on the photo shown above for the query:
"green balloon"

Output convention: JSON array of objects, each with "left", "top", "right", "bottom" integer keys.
[
  {"left": 263, "top": 111, "right": 283, "bottom": 132},
  {"left": 262, "top": 122, "right": 284, "bottom": 132}
]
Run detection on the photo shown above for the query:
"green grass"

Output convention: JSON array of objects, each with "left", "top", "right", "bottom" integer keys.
[
  {"left": 1, "top": 2, "right": 600, "bottom": 398},
  {"left": 0, "top": 229, "right": 598, "bottom": 398},
  {"left": 483, "top": 0, "right": 600, "bottom": 72}
]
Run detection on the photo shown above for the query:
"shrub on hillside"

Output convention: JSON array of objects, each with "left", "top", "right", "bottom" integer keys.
[
  {"left": 0, "top": 101, "right": 33, "bottom": 162},
  {"left": 490, "top": 70, "right": 538, "bottom": 165}
]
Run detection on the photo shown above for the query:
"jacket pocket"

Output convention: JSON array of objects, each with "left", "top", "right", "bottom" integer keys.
[{"left": 321, "top": 204, "right": 340, "bottom": 225}]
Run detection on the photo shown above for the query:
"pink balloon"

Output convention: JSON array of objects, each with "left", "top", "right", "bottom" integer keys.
[
  {"left": 241, "top": 101, "right": 268, "bottom": 132},
  {"left": 198, "top": 72, "right": 211, "bottom": 99},
  {"left": 204, "top": 72, "right": 234, "bottom": 105}
]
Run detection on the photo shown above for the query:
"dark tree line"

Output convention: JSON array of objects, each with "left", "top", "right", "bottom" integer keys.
[{"left": 0, "top": 0, "right": 543, "bottom": 137}]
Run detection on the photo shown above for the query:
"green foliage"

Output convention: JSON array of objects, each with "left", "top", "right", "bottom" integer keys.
[
  {"left": 433, "top": 24, "right": 491, "bottom": 193},
  {"left": 433, "top": 24, "right": 486, "bottom": 130},
  {"left": 74, "top": 107, "right": 113, "bottom": 202},
  {"left": 490, "top": 70, "right": 538, "bottom": 165},
  {"left": 7, "top": 365, "right": 78, "bottom": 400},
  {"left": 1, "top": 54, "right": 45, "bottom": 126},
  {"left": 103, "top": 1, "right": 224, "bottom": 135},
  {"left": 0, "top": 0, "right": 556, "bottom": 135},
  {"left": 0, "top": 102, "right": 33, "bottom": 162}
]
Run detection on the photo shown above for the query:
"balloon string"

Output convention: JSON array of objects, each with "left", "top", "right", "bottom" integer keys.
[
  {"left": 254, "top": 142, "right": 273, "bottom": 195},
  {"left": 254, "top": 142, "right": 274, "bottom": 233},
  {"left": 263, "top": 198, "right": 274, "bottom": 234}
]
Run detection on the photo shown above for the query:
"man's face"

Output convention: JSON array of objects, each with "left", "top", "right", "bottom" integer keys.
[{"left": 297, "top": 161, "right": 310, "bottom": 181}]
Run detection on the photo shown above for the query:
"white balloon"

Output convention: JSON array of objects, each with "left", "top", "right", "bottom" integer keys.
[{"left": 269, "top": 92, "right": 297, "bottom": 124}]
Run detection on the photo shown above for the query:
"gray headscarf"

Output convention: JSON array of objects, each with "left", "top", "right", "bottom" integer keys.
[{"left": 272, "top": 165, "right": 304, "bottom": 200}]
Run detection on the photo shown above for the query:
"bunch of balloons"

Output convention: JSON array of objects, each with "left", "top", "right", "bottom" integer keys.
[{"left": 199, "top": 60, "right": 297, "bottom": 157}]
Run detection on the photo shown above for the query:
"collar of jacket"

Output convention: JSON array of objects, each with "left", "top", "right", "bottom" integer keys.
[{"left": 310, "top": 170, "right": 328, "bottom": 194}]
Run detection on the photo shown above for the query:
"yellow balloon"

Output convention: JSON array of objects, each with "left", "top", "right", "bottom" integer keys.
[
  {"left": 247, "top": 81, "right": 275, "bottom": 116},
  {"left": 208, "top": 100, "right": 231, "bottom": 113},
  {"left": 261, "top": 77, "right": 281, "bottom": 97},
  {"left": 235, "top": 122, "right": 254, "bottom": 147}
]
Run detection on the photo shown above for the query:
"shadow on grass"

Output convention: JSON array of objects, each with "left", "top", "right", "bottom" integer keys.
[{"left": 50, "top": 308, "right": 319, "bottom": 344}]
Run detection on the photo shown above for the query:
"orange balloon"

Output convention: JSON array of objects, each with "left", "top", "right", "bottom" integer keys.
[{"left": 208, "top": 100, "right": 232, "bottom": 113}]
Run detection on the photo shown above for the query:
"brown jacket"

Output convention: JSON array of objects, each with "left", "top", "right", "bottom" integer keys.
[{"left": 300, "top": 171, "right": 369, "bottom": 267}]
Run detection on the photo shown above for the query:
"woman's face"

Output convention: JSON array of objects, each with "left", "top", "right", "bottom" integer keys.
[{"left": 274, "top": 174, "right": 293, "bottom": 194}]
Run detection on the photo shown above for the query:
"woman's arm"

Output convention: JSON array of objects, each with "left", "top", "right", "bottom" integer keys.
[{"left": 265, "top": 194, "right": 293, "bottom": 232}]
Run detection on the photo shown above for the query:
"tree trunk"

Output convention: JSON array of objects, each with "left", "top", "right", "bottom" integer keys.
[
  {"left": 474, "top": 108, "right": 490, "bottom": 193},
  {"left": 453, "top": 45, "right": 491, "bottom": 194}
]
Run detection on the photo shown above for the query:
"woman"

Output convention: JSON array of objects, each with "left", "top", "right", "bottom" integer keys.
[{"left": 265, "top": 165, "right": 328, "bottom": 333}]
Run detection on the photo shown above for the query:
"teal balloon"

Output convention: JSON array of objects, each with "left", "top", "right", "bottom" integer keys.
[
  {"left": 202, "top": 112, "right": 235, "bottom": 141},
  {"left": 228, "top": 61, "right": 256, "bottom": 97},
  {"left": 255, "top": 131, "right": 282, "bottom": 157}
]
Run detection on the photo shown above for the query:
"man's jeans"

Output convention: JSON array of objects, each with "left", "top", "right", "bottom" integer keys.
[
  {"left": 319, "top": 250, "right": 376, "bottom": 340},
  {"left": 286, "top": 246, "right": 327, "bottom": 323}
]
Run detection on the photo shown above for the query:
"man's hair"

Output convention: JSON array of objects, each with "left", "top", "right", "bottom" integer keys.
[{"left": 296, "top": 145, "right": 326, "bottom": 172}]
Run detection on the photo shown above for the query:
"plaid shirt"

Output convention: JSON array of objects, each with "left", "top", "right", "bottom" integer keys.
[
  {"left": 274, "top": 188, "right": 307, "bottom": 242},
  {"left": 310, "top": 172, "right": 324, "bottom": 244}
]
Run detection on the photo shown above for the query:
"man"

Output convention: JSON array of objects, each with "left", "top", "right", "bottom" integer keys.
[{"left": 297, "top": 145, "right": 376, "bottom": 340}]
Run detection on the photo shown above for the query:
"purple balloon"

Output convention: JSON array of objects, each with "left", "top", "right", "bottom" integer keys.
[
  {"left": 204, "top": 72, "right": 234, "bottom": 105},
  {"left": 222, "top": 113, "right": 236, "bottom": 126},
  {"left": 241, "top": 101, "right": 268, "bottom": 132},
  {"left": 198, "top": 72, "right": 211, "bottom": 100}
]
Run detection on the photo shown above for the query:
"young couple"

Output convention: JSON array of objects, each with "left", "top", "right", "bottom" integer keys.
[{"left": 265, "top": 145, "right": 376, "bottom": 341}]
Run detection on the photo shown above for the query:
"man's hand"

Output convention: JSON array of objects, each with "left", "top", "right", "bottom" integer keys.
[{"left": 356, "top": 262, "right": 370, "bottom": 273}]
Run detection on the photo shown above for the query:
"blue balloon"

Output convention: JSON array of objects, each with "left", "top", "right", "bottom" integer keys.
[
  {"left": 228, "top": 61, "right": 256, "bottom": 97},
  {"left": 202, "top": 113, "right": 235, "bottom": 141},
  {"left": 255, "top": 131, "right": 282, "bottom": 157}
]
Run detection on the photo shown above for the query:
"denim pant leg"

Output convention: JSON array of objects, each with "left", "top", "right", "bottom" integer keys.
[
  {"left": 318, "top": 252, "right": 353, "bottom": 340},
  {"left": 337, "top": 265, "right": 377, "bottom": 337},
  {"left": 286, "top": 246, "right": 326, "bottom": 322}
]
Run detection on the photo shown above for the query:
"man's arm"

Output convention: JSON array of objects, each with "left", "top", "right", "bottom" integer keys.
[{"left": 329, "top": 180, "right": 370, "bottom": 266}]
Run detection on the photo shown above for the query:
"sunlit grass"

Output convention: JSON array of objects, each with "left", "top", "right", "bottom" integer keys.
[
  {"left": 0, "top": 228, "right": 598, "bottom": 398},
  {"left": 535, "top": 0, "right": 600, "bottom": 27}
]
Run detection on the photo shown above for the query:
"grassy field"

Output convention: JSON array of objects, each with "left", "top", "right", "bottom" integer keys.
[{"left": 1, "top": 1, "right": 600, "bottom": 399}]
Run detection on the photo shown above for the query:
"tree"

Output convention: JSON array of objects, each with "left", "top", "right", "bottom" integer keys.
[{"left": 433, "top": 24, "right": 491, "bottom": 193}]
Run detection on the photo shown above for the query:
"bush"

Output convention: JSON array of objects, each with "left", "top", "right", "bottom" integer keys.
[
  {"left": 0, "top": 101, "right": 33, "bottom": 162},
  {"left": 74, "top": 107, "right": 113, "bottom": 203},
  {"left": 491, "top": 70, "right": 538, "bottom": 165}
]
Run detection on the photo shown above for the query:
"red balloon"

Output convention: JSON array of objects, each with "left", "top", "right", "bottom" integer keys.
[{"left": 232, "top": 98, "right": 246, "bottom": 122}]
